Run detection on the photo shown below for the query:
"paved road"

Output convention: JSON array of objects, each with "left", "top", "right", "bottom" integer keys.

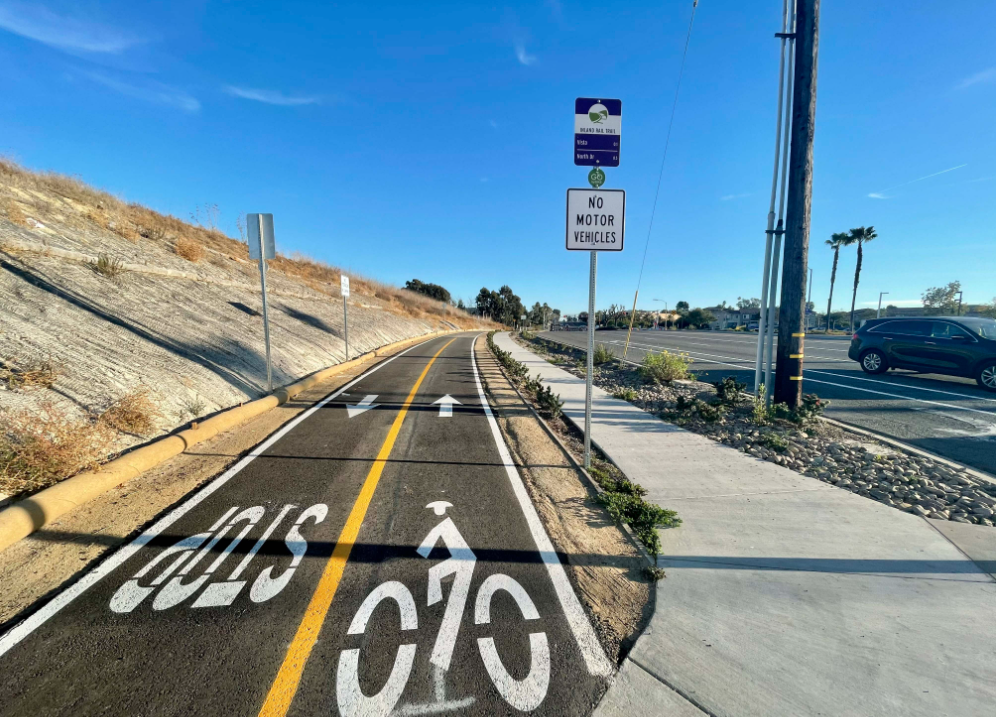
[
  {"left": 542, "top": 329, "right": 996, "bottom": 477},
  {"left": 0, "top": 334, "right": 611, "bottom": 716}
]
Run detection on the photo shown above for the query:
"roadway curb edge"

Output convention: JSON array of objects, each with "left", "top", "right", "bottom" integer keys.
[{"left": 0, "top": 330, "right": 463, "bottom": 554}]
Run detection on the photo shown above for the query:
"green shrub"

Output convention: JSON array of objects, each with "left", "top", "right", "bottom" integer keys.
[
  {"left": 639, "top": 350, "right": 692, "bottom": 385},
  {"left": 751, "top": 385, "right": 770, "bottom": 425},
  {"left": 598, "top": 491, "right": 681, "bottom": 556},
  {"left": 712, "top": 375, "right": 747, "bottom": 406},
  {"left": 612, "top": 387, "right": 637, "bottom": 402},
  {"left": 535, "top": 384, "right": 564, "bottom": 418},
  {"left": 592, "top": 343, "right": 615, "bottom": 366},
  {"left": 793, "top": 393, "right": 828, "bottom": 424},
  {"left": 759, "top": 433, "right": 789, "bottom": 452}
]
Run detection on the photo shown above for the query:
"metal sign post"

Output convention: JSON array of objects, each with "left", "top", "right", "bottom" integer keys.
[
  {"left": 247, "top": 213, "right": 276, "bottom": 393},
  {"left": 570, "top": 97, "right": 624, "bottom": 469},
  {"left": 566, "top": 186, "right": 625, "bottom": 469},
  {"left": 341, "top": 274, "right": 350, "bottom": 360}
]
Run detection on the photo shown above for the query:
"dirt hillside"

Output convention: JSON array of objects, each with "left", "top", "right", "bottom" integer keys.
[{"left": 0, "top": 160, "right": 487, "bottom": 499}]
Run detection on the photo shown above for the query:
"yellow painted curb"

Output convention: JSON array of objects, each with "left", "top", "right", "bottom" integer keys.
[{"left": 0, "top": 330, "right": 459, "bottom": 554}]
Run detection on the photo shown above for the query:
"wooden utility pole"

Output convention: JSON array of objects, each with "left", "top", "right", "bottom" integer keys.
[{"left": 775, "top": 0, "right": 820, "bottom": 407}]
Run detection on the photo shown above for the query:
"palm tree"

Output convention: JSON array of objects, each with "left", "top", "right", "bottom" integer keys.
[
  {"left": 824, "top": 232, "right": 852, "bottom": 331},
  {"left": 848, "top": 226, "right": 878, "bottom": 330}
]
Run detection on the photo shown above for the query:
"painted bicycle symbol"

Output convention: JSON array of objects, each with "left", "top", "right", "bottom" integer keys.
[{"left": 337, "top": 501, "right": 550, "bottom": 716}]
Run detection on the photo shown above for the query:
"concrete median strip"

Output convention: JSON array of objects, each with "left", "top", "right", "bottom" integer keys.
[{"left": 0, "top": 331, "right": 455, "bottom": 554}]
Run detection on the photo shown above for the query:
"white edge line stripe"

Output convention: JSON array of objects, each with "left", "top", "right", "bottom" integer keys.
[
  {"left": 0, "top": 340, "right": 428, "bottom": 658},
  {"left": 805, "top": 368, "right": 996, "bottom": 404},
  {"left": 599, "top": 340, "right": 996, "bottom": 417},
  {"left": 471, "top": 333, "right": 612, "bottom": 677}
]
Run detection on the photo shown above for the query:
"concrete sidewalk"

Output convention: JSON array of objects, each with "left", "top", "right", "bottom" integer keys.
[{"left": 494, "top": 333, "right": 996, "bottom": 717}]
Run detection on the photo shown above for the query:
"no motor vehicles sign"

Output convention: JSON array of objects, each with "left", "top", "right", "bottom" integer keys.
[{"left": 565, "top": 189, "right": 625, "bottom": 251}]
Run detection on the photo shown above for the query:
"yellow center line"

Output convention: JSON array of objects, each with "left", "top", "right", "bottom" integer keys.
[{"left": 258, "top": 338, "right": 456, "bottom": 717}]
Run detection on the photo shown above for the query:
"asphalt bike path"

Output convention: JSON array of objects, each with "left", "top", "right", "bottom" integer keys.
[
  {"left": 543, "top": 330, "right": 996, "bottom": 476},
  {"left": 0, "top": 334, "right": 610, "bottom": 716}
]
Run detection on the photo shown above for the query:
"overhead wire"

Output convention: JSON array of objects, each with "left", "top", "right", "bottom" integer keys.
[{"left": 622, "top": 0, "right": 700, "bottom": 356}]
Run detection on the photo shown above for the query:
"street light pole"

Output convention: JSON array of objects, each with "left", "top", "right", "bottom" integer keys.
[
  {"left": 956, "top": 291, "right": 964, "bottom": 316},
  {"left": 877, "top": 291, "right": 889, "bottom": 319}
]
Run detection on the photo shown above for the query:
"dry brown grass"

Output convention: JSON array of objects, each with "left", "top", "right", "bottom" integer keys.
[
  {"left": 0, "top": 157, "right": 488, "bottom": 329},
  {"left": 2, "top": 198, "right": 28, "bottom": 227},
  {"left": 0, "top": 403, "right": 116, "bottom": 495},
  {"left": 89, "top": 253, "right": 128, "bottom": 278},
  {"left": 99, "top": 390, "right": 160, "bottom": 436},
  {"left": 0, "top": 359, "right": 60, "bottom": 389},
  {"left": 175, "top": 236, "right": 205, "bottom": 262}
]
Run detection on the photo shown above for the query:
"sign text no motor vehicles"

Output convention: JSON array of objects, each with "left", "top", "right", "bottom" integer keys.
[{"left": 565, "top": 189, "right": 625, "bottom": 251}]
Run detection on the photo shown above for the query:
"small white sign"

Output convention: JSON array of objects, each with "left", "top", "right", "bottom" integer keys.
[
  {"left": 341, "top": 274, "right": 350, "bottom": 298},
  {"left": 247, "top": 213, "right": 276, "bottom": 260},
  {"left": 565, "top": 189, "right": 625, "bottom": 251}
]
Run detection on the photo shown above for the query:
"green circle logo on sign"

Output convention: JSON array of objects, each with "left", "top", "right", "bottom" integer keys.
[{"left": 588, "top": 167, "right": 605, "bottom": 188}]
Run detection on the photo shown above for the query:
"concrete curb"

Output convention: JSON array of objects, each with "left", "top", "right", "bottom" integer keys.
[
  {"left": 0, "top": 330, "right": 456, "bottom": 554},
  {"left": 480, "top": 336, "right": 657, "bottom": 571},
  {"left": 819, "top": 416, "right": 996, "bottom": 486}
]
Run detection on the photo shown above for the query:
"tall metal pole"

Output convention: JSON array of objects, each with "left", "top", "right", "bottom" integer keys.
[
  {"left": 775, "top": 0, "right": 821, "bottom": 408},
  {"left": 343, "top": 296, "right": 349, "bottom": 360},
  {"left": 956, "top": 291, "right": 963, "bottom": 316},
  {"left": 877, "top": 291, "right": 888, "bottom": 318},
  {"left": 754, "top": 0, "right": 792, "bottom": 398},
  {"left": 623, "top": 289, "right": 639, "bottom": 358},
  {"left": 257, "top": 215, "right": 273, "bottom": 393},
  {"left": 585, "top": 251, "right": 597, "bottom": 470},
  {"left": 807, "top": 267, "right": 813, "bottom": 329}
]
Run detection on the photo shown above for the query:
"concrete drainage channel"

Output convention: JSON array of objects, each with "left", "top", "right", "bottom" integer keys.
[{"left": 0, "top": 331, "right": 457, "bottom": 553}]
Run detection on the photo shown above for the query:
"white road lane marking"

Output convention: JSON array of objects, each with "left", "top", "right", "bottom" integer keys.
[
  {"left": 0, "top": 341, "right": 427, "bottom": 659},
  {"left": 805, "top": 369, "right": 996, "bottom": 404},
  {"left": 431, "top": 395, "right": 461, "bottom": 417},
  {"left": 472, "top": 334, "right": 613, "bottom": 678},
  {"left": 587, "top": 338, "right": 996, "bottom": 421},
  {"left": 346, "top": 394, "right": 379, "bottom": 418}
]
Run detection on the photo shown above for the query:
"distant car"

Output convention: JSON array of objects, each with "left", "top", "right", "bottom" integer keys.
[
  {"left": 747, "top": 322, "right": 759, "bottom": 331},
  {"left": 848, "top": 317, "right": 996, "bottom": 390}
]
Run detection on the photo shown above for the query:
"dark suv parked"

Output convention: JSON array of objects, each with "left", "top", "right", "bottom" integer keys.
[{"left": 849, "top": 317, "right": 996, "bottom": 390}]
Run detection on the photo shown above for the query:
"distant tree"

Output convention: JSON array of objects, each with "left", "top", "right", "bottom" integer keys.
[
  {"left": 405, "top": 279, "right": 451, "bottom": 303},
  {"left": 456, "top": 298, "right": 466, "bottom": 311},
  {"left": 847, "top": 226, "right": 877, "bottom": 330},
  {"left": 922, "top": 281, "right": 962, "bottom": 315},
  {"left": 676, "top": 308, "right": 716, "bottom": 329},
  {"left": 980, "top": 299, "right": 996, "bottom": 319},
  {"left": 825, "top": 231, "right": 853, "bottom": 332},
  {"left": 736, "top": 296, "right": 761, "bottom": 309},
  {"left": 676, "top": 300, "right": 690, "bottom": 312}
]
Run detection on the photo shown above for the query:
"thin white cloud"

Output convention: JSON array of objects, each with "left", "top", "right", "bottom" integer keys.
[
  {"left": 489, "top": 119, "right": 498, "bottom": 129},
  {"left": 514, "top": 42, "right": 536, "bottom": 66},
  {"left": 956, "top": 67, "right": 996, "bottom": 90},
  {"left": 0, "top": 2, "right": 142, "bottom": 53},
  {"left": 223, "top": 85, "right": 320, "bottom": 106},
  {"left": 720, "top": 192, "right": 752, "bottom": 201},
  {"left": 83, "top": 72, "right": 199, "bottom": 113},
  {"left": 869, "top": 163, "right": 967, "bottom": 198}
]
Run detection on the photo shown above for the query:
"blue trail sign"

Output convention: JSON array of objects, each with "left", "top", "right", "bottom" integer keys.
[{"left": 574, "top": 98, "right": 621, "bottom": 167}]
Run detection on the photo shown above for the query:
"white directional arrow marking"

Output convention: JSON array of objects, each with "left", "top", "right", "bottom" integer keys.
[
  {"left": 346, "top": 395, "right": 379, "bottom": 418},
  {"left": 431, "top": 395, "right": 461, "bottom": 418}
]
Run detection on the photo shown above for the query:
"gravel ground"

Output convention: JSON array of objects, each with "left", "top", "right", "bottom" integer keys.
[{"left": 518, "top": 334, "right": 996, "bottom": 528}]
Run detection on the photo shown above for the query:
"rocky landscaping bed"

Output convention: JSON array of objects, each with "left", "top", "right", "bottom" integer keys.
[{"left": 517, "top": 333, "right": 996, "bottom": 528}]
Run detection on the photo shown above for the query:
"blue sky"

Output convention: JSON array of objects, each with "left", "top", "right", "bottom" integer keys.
[{"left": 1, "top": 1, "right": 994, "bottom": 315}]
